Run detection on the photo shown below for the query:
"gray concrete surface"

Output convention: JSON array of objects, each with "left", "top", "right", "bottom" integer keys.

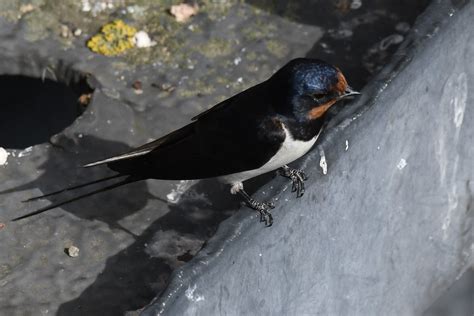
[
  {"left": 0, "top": 0, "right": 460, "bottom": 315},
  {"left": 142, "top": 1, "right": 474, "bottom": 315},
  {"left": 423, "top": 267, "right": 474, "bottom": 316}
]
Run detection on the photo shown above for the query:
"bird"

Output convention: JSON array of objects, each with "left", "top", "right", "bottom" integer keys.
[{"left": 13, "top": 58, "right": 360, "bottom": 226}]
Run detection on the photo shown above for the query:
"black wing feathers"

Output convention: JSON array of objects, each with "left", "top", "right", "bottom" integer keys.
[{"left": 103, "top": 80, "right": 285, "bottom": 180}]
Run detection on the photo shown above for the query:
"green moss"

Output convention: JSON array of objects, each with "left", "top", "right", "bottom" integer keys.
[
  {"left": 197, "top": 38, "right": 234, "bottom": 58},
  {"left": 0, "top": 0, "right": 23, "bottom": 21},
  {"left": 242, "top": 18, "right": 278, "bottom": 41},
  {"left": 44, "top": 0, "right": 110, "bottom": 37},
  {"left": 0, "top": 264, "right": 12, "bottom": 280},
  {"left": 122, "top": 4, "right": 187, "bottom": 64},
  {"left": 265, "top": 39, "right": 289, "bottom": 58},
  {"left": 0, "top": 0, "right": 274, "bottom": 68},
  {"left": 177, "top": 76, "right": 217, "bottom": 98},
  {"left": 0, "top": 0, "right": 48, "bottom": 23},
  {"left": 12, "top": 0, "right": 111, "bottom": 43},
  {"left": 200, "top": 0, "right": 238, "bottom": 20},
  {"left": 243, "top": 0, "right": 301, "bottom": 21},
  {"left": 245, "top": 51, "right": 258, "bottom": 61},
  {"left": 23, "top": 10, "right": 58, "bottom": 42}
]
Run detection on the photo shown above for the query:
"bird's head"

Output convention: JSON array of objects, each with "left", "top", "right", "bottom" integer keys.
[{"left": 271, "top": 58, "right": 360, "bottom": 120}]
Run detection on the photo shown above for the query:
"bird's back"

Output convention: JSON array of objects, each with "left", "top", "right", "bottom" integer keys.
[{"left": 108, "top": 81, "right": 286, "bottom": 180}]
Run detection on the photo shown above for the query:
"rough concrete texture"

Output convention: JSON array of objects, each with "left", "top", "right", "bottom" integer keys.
[
  {"left": 143, "top": 1, "right": 474, "bottom": 315},
  {"left": 423, "top": 267, "right": 474, "bottom": 316},
  {"left": 0, "top": 0, "right": 459, "bottom": 315}
]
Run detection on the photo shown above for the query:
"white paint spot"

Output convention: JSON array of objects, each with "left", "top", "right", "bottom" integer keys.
[
  {"left": 397, "top": 158, "right": 407, "bottom": 170},
  {"left": 18, "top": 146, "right": 33, "bottom": 158},
  {"left": 166, "top": 180, "right": 196, "bottom": 203},
  {"left": 185, "top": 284, "right": 205, "bottom": 302},
  {"left": 441, "top": 217, "right": 451, "bottom": 235},
  {"left": 319, "top": 150, "right": 327, "bottom": 175},
  {"left": 0, "top": 147, "right": 10, "bottom": 166},
  {"left": 451, "top": 72, "right": 467, "bottom": 128},
  {"left": 437, "top": 72, "right": 467, "bottom": 240},
  {"left": 345, "top": 140, "right": 349, "bottom": 151}
]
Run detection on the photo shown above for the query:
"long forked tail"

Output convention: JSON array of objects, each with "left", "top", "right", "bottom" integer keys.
[
  {"left": 23, "top": 174, "right": 125, "bottom": 202},
  {"left": 12, "top": 175, "right": 142, "bottom": 222}
]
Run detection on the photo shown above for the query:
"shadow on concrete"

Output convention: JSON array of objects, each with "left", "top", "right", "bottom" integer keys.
[
  {"left": 1, "top": 135, "right": 152, "bottom": 233},
  {"left": 55, "top": 175, "right": 271, "bottom": 315}
]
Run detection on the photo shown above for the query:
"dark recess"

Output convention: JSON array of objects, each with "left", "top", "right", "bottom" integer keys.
[
  {"left": 0, "top": 75, "right": 93, "bottom": 149},
  {"left": 247, "top": 0, "right": 431, "bottom": 88}
]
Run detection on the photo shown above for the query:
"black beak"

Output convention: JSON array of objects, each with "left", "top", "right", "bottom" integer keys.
[{"left": 338, "top": 86, "right": 361, "bottom": 100}]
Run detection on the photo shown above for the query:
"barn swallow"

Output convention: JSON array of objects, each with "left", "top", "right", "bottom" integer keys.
[{"left": 13, "top": 58, "right": 360, "bottom": 226}]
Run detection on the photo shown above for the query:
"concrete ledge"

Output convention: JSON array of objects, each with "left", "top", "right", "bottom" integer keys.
[{"left": 143, "top": 1, "right": 474, "bottom": 315}]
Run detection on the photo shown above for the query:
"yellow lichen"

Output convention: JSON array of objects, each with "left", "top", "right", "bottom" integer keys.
[{"left": 87, "top": 20, "right": 137, "bottom": 56}]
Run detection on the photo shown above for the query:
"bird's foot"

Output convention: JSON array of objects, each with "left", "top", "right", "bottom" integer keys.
[
  {"left": 234, "top": 184, "right": 275, "bottom": 227},
  {"left": 247, "top": 198, "right": 275, "bottom": 227},
  {"left": 278, "top": 165, "right": 308, "bottom": 198}
]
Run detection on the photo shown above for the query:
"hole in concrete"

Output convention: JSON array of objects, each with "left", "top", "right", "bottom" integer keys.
[{"left": 0, "top": 75, "right": 93, "bottom": 149}]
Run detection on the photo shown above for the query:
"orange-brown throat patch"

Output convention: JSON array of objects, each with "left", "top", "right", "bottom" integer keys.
[
  {"left": 308, "top": 99, "right": 337, "bottom": 120},
  {"left": 335, "top": 70, "right": 348, "bottom": 94}
]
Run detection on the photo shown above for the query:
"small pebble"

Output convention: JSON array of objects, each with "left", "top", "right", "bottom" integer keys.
[
  {"left": 134, "top": 30, "right": 156, "bottom": 48},
  {"left": 73, "top": 28, "right": 82, "bottom": 36},
  {"left": 19, "top": 4, "right": 35, "bottom": 14},
  {"left": 395, "top": 22, "right": 410, "bottom": 33},
  {"left": 170, "top": 3, "right": 199, "bottom": 23},
  {"left": 132, "top": 80, "right": 143, "bottom": 94},
  {"left": 66, "top": 246, "right": 80, "bottom": 257},
  {"left": 60, "top": 24, "right": 71, "bottom": 38},
  {"left": 0, "top": 223, "right": 5, "bottom": 230},
  {"left": 78, "top": 93, "right": 92, "bottom": 106},
  {"left": 152, "top": 82, "right": 175, "bottom": 92}
]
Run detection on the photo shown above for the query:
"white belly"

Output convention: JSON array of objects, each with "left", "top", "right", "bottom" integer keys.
[{"left": 218, "top": 124, "right": 320, "bottom": 184}]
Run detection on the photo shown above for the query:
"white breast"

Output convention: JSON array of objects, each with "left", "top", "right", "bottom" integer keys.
[{"left": 218, "top": 124, "right": 320, "bottom": 185}]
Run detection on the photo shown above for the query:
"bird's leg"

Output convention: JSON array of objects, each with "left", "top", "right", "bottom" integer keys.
[
  {"left": 278, "top": 165, "right": 308, "bottom": 198},
  {"left": 230, "top": 182, "right": 274, "bottom": 227}
]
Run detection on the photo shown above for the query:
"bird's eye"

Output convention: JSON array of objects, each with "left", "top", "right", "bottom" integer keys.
[{"left": 312, "top": 93, "right": 325, "bottom": 101}]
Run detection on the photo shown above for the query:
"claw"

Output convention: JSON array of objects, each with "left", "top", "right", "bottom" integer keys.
[
  {"left": 279, "top": 165, "right": 308, "bottom": 198},
  {"left": 236, "top": 186, "right": 275, "bottom": 227},
  {"left": 248, "top": 199, "right": 274, "bottom": 227}
]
